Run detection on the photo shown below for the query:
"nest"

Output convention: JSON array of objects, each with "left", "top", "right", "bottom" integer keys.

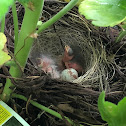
[
  {"left": 29, "top": 2, "right": 111, "bottom": 91},
  {"left": 4, "top": 1, "right": 126, "bottom": 126}
]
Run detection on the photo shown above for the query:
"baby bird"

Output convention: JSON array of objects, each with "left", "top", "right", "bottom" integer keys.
[
  {"left": 37, "top": 54, "right": 61, "bottom": 79},
  {"left": 35, "top": 45, "right": 85, "bottom": 78},
  {"left": 62, "top": 45, "right": 85, "bottom": 74}
]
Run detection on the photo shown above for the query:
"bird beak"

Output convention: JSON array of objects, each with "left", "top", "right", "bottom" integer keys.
[
  {"left": 37, "top": 58, "right": 43, "bottom": 68},
  {"left": 65, "top": 45, "right": 70, "bottom": 53},
  {"left": 65, "top": 45, "right": 73, "bottom": 56}
]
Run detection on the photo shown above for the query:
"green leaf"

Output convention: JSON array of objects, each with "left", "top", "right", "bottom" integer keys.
[
  {"left": 98, "top": 91, "right": 126, "bottom": 126},
  {"left": 0, "top": 32, "right": 11, "bottom": 67},
  {"left": 0, "top": 0, "right": 14, "bottom": 20},
  {"left": 4, "top": 60, "right": 16, "bottom": 67},
  {"left": 16, "top": 0, "right": 34, "bottom": 11},
  {"left": 16, "top": 0, "right": 30, "bottom": 6},
  {"left": 79, "top": 0, "right": 126, "bottom": 27},
  {"left": 17, "top": 0, "right": 29, "bottom": 2},
  {"left": 121, "top": 20, "right": 126, "bottom": 29}
]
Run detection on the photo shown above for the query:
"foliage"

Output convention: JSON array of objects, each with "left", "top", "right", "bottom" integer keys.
[
  {"left": 79, "top": 0, "right": 126, "bottom": 27},
  {"left": 63, "top": 0, "right": 84, "bottom": 6},
  {"left": 98, "top": 91, "right": 126, "bottom": 126},
  {"left": 0, "top": 0, "right": 14, "bottom": 20},
  {"left": 16, "top": 0, "right": 30, "bottom": 3},
  {"left": 16, "top": 0, "right": 31, "bottom": 9},
  {"left": 0, "top": 33, "right": 11, "bottom": 67}
]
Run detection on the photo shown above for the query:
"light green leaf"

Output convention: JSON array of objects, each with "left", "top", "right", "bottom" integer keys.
[
  {"left": 98, "top": 91, "right": 126, "bottom": 126},
  {"left": 117, "top": 97, "right": 126, "bottom": 124},
  {"left": 16, "top": 0, "right": 34, "bottom": 11},
  {"left": 17, "top": 0, "right": 29, "bottom": 2},
  {"left": 0, "top": 33, "right": 11, "bottom": 67},
  {"left": 0, "top": 0, "right": 14, "bottom": 20},
  {"left": 16, "top": 0, "right": 30, "bottom": 5},
  {"left": 79, "top": 0, "right": 126, "bottom": 27}
]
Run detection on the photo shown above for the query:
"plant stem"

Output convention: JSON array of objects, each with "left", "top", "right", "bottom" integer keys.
[
  {"left": 1, "top": 16, "right": 5, "bottom": 33},
  {"left": 37, "top": 0, "right": 78, "bottom": 34},
  {"left": 1, "top": 0, "right": 44, "bottom": 102},
  {"left": 12, "top": 3, "right": 19, "bottom": 47},
  {"left": 12, "top": 93, "right": 84, "bottom": 126},
  {"left": 116, "top": 30, "right": 126, "bottom": 42}
]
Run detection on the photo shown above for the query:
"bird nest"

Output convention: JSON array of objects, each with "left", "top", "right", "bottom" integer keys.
[
  {"left": 30, "top": 3, "right": 110, "bottom": 91},
  {"left": 8, "top": 1, "right": 125, "bottom": 126}
]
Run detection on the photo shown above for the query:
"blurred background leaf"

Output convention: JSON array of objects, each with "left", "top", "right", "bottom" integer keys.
[
  {"left": 0, "top": 0, "right": 14, "bottom": 21},
  {"left": 0, "top": 33, "right": 11, "bottom": 67}
]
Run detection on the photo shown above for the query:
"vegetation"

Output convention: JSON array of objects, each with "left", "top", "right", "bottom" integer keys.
[{"left": 98, "top": 91, "right": 126, "bottom": 126}]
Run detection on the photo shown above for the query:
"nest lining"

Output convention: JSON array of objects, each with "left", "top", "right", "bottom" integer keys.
[{"left": 30, "top": 10, "right": 112, "bottom": 92}]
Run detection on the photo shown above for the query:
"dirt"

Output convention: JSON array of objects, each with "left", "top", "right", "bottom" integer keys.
[{"left": 1, "top": 1, "right": 126, "bottom": 126}]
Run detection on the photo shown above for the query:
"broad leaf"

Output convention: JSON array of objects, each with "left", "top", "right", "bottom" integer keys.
[
  {"left": 79, "top": 0, "right": 126, "bottom": 27},
  {"left": 0, "top": 0, "right": 14, "bottom": 20},
  {"left": 98, "top": 91, "right": 126, "bottom": 126},
  {"left": 17, "top": 0, "right": 34, "bottom": 11},
  {"left": 63, "top": 0, "right": 84, "bottom": 6},
  {"left": 0, "top": 33, "right": 11, "bottom": 67},
  {"left": 17, "top": 0, "right": 29, "bottom": 2},
  {"left": 17, "top": 0, "right": 30, "bottom": 5}
]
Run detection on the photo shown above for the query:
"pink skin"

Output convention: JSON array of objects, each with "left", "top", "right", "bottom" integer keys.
[
  {"left": 63, "top": 45, "right": 83, "bottom": 73},
  {"left": 37, "top": 55, "right": 60, "bottom": 79}
]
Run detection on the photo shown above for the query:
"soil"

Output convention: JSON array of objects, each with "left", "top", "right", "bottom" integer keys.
[{"left": 1, "top": 1, "right": 126, "bottom": 126}]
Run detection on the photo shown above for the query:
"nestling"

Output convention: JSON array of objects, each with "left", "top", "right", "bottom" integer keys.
[
  {"left": 37, "top": 54, "right": 61, "bottom": 79},
  {"left": 62, "top": 45, "right": 85, "bottom": 74}
]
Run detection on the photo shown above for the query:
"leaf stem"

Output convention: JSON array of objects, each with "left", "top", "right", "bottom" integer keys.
[
  {"left": 12, "top": 93, "right": 84, "bottom": 126},
  {"left": 12, "top": 2, "right": 19, "bottom": 47},
  {"left": 116, "top": 30, "right": 126, "bottom": 42},
  {"left": 37, "top": 0, "right": 78, "bottom": 34},
  {"left": 1, "top": 0, "right": 44, "bottom": 102},
  {"left": 1, "top": 16, "right": 5, "bottom": 33}
]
